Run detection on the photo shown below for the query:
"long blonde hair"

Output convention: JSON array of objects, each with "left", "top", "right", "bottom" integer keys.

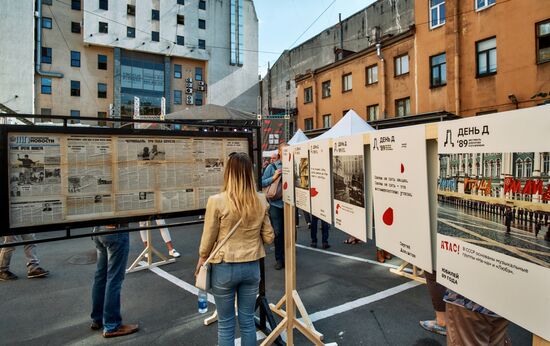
[{"left": 223, "top": 152, "right": 261, "bottom": 221}]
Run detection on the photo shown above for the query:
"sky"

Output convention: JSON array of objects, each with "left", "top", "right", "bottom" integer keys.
[{"left": 255, "top": 0, "right": 376, "bottom": 77}]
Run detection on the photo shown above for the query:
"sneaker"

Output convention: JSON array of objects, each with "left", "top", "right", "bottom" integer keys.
[
  {"left": 169, "top": 249, "right": 181, "bottom": 258},
  {"left": 419, "top": 320, "right": 447, "bottom": 336},
  {"left": 90, "top": 321, "right": 103, "bottom": 330},
  {"left": 103, "top": 324, "right": 139, "bottom": 338},
  {"left": 27, "top": 267, "right": 49, "bottom": 279},
  {"left": 0, "top": 271, "right": 18, "bottom": 281}
]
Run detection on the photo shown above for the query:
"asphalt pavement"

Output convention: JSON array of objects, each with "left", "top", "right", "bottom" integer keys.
[{"left": 0, "top": 215, "right": 533, "bottom": 345}]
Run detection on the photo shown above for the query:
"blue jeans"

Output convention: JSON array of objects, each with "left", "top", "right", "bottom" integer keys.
[
  {"left": 91, "top": 230, "right": 129, "bottom": 333},
  {"left": 310, "top": 215, "right": 329, "bottom": 244},
  {"left": 212, "top": 261, "right": 260, "bottom": 346},
  {"left": 269, "top": 206, "right": 284, "bottom": 264}
]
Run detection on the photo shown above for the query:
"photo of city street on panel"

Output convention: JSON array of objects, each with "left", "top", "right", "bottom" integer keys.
[
  {"left": 294, "top": 157, "right": 309, "bottom": 190},
  {"left": 438, "top": 152, "right": 550, "bottom": 268},
  {"left": 333, "top": 155, "right": 365, "bottom": 208}
]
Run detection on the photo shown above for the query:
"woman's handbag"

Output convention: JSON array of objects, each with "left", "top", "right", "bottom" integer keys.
[
  {"left": 195, "top": 218, "right": 242, "bottom": 291},
  {"left": 262, "top": 165, "right": 282, "bottom": 201}
]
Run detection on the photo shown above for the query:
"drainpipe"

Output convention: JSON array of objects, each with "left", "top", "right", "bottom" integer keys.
[
  {"left": 35, "top": 0, "right": 63, "bottom": 78},
  {"left": 453, "top": 0, "right": 460, "bottom": 115},
  {"left": 376, "top": 40, "right": 387, "bottom": 118}
]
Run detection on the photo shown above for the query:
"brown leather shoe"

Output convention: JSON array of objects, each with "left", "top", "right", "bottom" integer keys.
[
  {"left": 376, "top": 250, "right": 385, "bottom": 263},
  {"left": 103, "top": 324, "right": 139, "bottom": 338},
  {"left": 384, "top": 250, "right": 392, "bottom": 260}
]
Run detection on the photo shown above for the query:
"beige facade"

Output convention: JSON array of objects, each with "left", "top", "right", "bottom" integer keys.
[{"left": 296, "top": 0, "right": 550, "bottom": 132}]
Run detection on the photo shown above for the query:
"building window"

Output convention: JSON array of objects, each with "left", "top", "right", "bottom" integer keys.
[
  {"left": 174, "top": 64, "right": 182, "bottom": 78},
  {"left": 304, "top": 87, "right": 312, "bottom": 104},
  {"left": 70, "top": 110, "right": 80, "bottom": 124},
  {"left": 429, "top": 0, "right": 445, "bottom": 29},
  {"left": 42, "top": 17, "right": 52, "bottom": 29},
  {"left": 43, "top": 0, "right": 52, "bottom": 5},
  {"left": 71, "top": 81, "right": 80, "bottom": 97},
  {"left": 476, "top": 37, "right": 497, "bottom": 77},
  {"left": 195, "top": 91, "right": 203, "bottom": 106},
  {"left": 127, "top": 4, "right": 135, "bottom": 16},
  {"left": 152, "top": 9, "right": 160, "bottom": 21},
  {"left": 174, "top": 90, "right": 182, "bottom": 104},
  {"left": 71, "top": 51, "right": 80, "bottom": 67},
  {"left": 198, "top": 39, "right": 206, "bottom": 49},
  {"left": 321, "top": 80, "right": 331, "bottom": 98},
  {"left": 199, "top": 0, "right": 206, "bottom": 10},
  {"left": 41, "top": 78, "right": 52, "bottom": 94},
  {"left": 304, "top": 118, "right": 313, "bottom": 131},
  {"left": 366, "top": 64, "right": 378, "bottom": 85},
  {"left": 536, "top": 19, "right": 550, "bottom": 64},
  {"left": 97, "top": 83, "right": 107, "bottom": 98},
  {"left": 99, "top": 0, "right": 108, "bottom": 10},
  {"left": 152, "top": 31, "right": 160, "bottom": 42},
  {"left": 516, "top": 158, "right": 523, "bottom": 178},
  {"left": 230, "top": 0, "right": 244, "bottom": 65},
  {"left": 99, "top": 21, "right": 108, "bottom": 33},
  {"left": 98, "top": 112, "right": 107, "bottom": 127},
  {"left": 71, "top": 22, "right": 81, "bottom": 33},
  {"left": 198, "top": 19, "right": 206, "bottom": 29},
  {"left": 41, "top": 47, "right": 52, "bottom": 64},
  {"left": 127, "top": 27, "right": 135, "bottom": 38},
  {"left": 342, "top": 73, "right": 352, "bottom": 92},
  {"left": 543, "top": 153, "right": 550, "bottom": 175},
  {"left": 195, "top": 67, "right": 203, "bottom": 81},
  {"left": 496, "top": 159, "right": 501, "bottom": 177},
  {"left": 395, "top": 97, "right": 410, "bottom": 116},
  {"left": 394, "top": 54, "right": 409, "bottom": 76},
  {"left": 323, "top": 114, "right": 331, "bottom": 128},
  {"left": 525, "top": 158, "right": 533, "bottom": 177},
  {"left": 177, "top": 15, "right": 185, "bottom": 25},
  {"left": 98, "top": 55, "right": 107, "bottom": 70},
  {"left": 476, "top": 0, "right": 495, "bottom": 11},
  {"left": 71, "top": 0, "right": 81, "bottom": 10},
  {"left": 176, "top": 35, "right": 185, "bottom": 46},
  {"left": 177, "top": 0, "right": 184, "bottom": 4},
  {"left": 40, "top": 108, "right": 52, "bottom": 122},
  {"left": 430, "top": 53, "right": 446, "bottom": 87},
  {"left": 367, "top": 104, "right": 379, "bottom": 121}
]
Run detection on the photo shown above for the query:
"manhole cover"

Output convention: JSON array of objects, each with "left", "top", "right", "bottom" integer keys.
[{"left": 67, "top": 250, "right": 97, "bottom": 265}]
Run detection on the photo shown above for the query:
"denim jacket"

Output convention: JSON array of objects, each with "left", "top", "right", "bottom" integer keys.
[{"left": 261, "top": 160, "right": 283, "bottom": 209}]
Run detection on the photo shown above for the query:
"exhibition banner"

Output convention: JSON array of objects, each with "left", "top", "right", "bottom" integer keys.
[
  {"left": 309, "top": 140, "right": 332, "bottom": 224},
  {"left": 436, "top": 107, "right": 550, "bottom": 340},
  {"left": 282, "top": 145, "right": 295, "bottom": 206},
  {"left": 7, "top": 132, "right": 248, "bottom": 229},
  {"left": 370, "top": 125, "right": 432, "bottom": 272},
  {"left": 332, "top": 134, "right": 367, "bottom": 241},
  {"left": 293, "top": 143, "right": 311, "bottom": 212}
]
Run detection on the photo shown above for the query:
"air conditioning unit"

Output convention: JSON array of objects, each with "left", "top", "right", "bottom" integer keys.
[
  {"left": 186, "top": 82, "right": 193, "bottom": 88},
  {"left": 197, "top": 86, "right": 205, "bottom": 91},
  {"left": 186, "top": 95, "right": 194, "bottom": 105},
  {"left": 198, "top": 81, "right": 205, "bottom": 86},
  {"left": 185, "top": 88, "right": 193, "bottom": 94},
  {"left": 185, "top": 77, "right": 193, "bottom": 83}
]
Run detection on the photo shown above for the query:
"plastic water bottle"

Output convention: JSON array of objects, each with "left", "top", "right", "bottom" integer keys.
[{"left": 198, "top": 290, "right": 208, "bottom": 313}]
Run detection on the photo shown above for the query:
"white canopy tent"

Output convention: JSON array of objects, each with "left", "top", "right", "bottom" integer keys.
[{"left": 311, "top": 109, "right": 375, "bottom": 141}]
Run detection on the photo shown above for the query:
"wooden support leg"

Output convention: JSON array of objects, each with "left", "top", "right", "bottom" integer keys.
[{"left": 533, "top": 335, "right": 550, "bottom": 346}]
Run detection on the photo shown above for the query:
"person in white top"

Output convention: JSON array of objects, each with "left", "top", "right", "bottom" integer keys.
[{"left": 139, "top": 219, "right": 180, "bottom": 258}]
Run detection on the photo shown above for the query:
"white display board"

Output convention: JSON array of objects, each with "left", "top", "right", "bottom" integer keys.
[
  {"left": 309, "top": 140, "right": 332, "bottom": 224},
  {"left": 370, "top": 125, "right": 432, "bottom": 272},
  {"left": 436, "top": 107, "right": 550, "bottom": 340},
  {"left": 293, "top": 143, "right": 311, "bottom": 212},
  {"left": 282, "top": 146, "right": 294, "bottom": 206},
  {"left": 332, "top": 134, "right": 367, "bottom": 241}
]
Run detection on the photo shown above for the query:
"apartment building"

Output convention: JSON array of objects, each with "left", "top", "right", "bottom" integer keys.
[
  {"left": 0, "top": 0, "right": 259, "bottom": 122},
  {"left": 293, "top": 0, "right": 550, "bottom": 132}
]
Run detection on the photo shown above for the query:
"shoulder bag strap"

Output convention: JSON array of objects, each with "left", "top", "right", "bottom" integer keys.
[{"left": 203, "top": 218, "right": 243, "bottom": 266}]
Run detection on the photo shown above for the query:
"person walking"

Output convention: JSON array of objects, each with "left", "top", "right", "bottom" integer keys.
[
  {"left": 196, "top": 152, "right": 274, "bottom": 346},
  {"left": 91, "top": 224, "right": 139, "bottom": 338},
  {"left": 261, "top": 143, "right": 285, "bottom": 270},
  {"left": 0, "top": 234, "right": 49, "bottom": 281},
  {"left": 504, "top": 206, "right": 514, "bottom": 233},
  {"left": 139, "top": 219, "right": 180, "bottom": 258}
]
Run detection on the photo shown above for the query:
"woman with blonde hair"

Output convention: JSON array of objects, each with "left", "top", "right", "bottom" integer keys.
[{"left": 196, "top": 152, "right": 274, "bottom": 346}]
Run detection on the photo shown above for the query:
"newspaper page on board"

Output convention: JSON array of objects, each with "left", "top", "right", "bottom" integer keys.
[
  {"left": 8, "top": 134, "right": 64, "bottom": 227},
  {"left": 66, "top": 136, "right": 114, "bottom": 218},
  {"left": 309, "top": 140, "right": 332, "bottom": 224},
  {"left": 293, "top": 143, "right": 311, "bottom": 212},
  {"left": 436, "top": 108, "right": 550, "bottom": 340}
]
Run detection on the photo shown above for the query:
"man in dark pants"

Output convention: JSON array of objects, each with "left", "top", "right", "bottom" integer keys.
[
  {"left": 262, "top": 143, "right": 285, "bottom": 270},
  {"left": 91, "top": 224, "right": 139, "bottom": 338},
  {"left": 310, "top": 215, "right": 330, "bottom": 249},
  {"left": 504, "top": 206, "right": 514, "bottom": 233}
]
